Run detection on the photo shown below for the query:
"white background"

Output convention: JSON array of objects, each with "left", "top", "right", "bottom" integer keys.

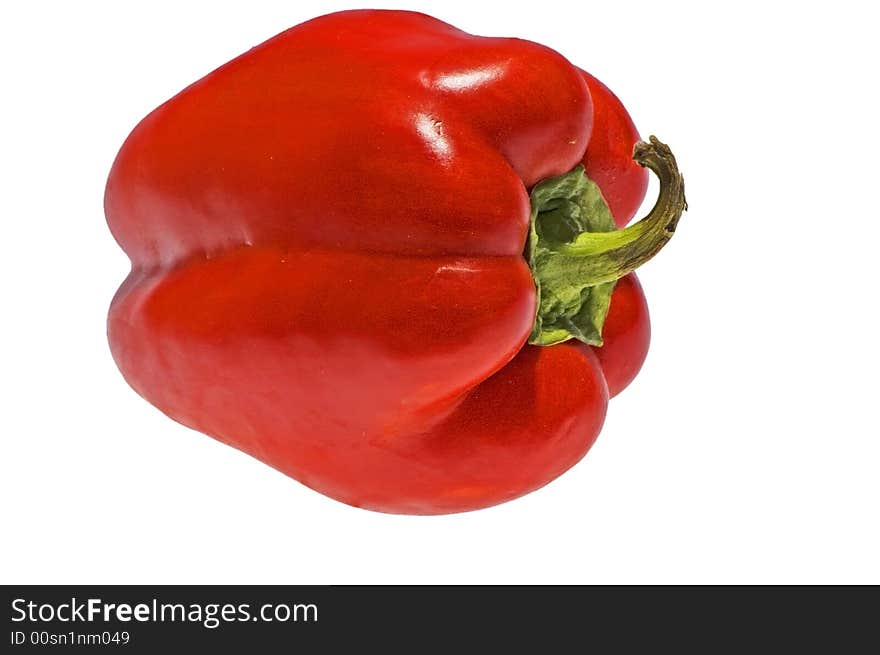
[{"left": 2, "top": 1, "right": 878, "bottom": 584}]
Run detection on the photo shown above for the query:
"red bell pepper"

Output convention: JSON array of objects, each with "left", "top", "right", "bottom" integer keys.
[{"left": 106, "top": 10, "right": 686, "bottom": 514}]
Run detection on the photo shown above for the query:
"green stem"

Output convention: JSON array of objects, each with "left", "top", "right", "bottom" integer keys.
[
  {"left": 540, "top": 136, "right": 687, "bottom": 289},
  {"left": 527, "top": 136, "right": 687, "bottom": 347}
]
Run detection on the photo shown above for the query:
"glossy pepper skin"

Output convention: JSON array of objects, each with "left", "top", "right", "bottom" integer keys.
[{"left": 107, "top": 10, "right": 666, "bottom": 514}]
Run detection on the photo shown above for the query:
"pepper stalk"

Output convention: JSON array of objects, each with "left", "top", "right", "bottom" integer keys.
[{"left": 528, "top": 136, "right": 687, "bottom": 346}]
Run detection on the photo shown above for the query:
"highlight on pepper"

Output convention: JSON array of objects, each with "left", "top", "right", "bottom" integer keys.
[{"left": 105, "top": 10, "right": 687, "bottom": 514}]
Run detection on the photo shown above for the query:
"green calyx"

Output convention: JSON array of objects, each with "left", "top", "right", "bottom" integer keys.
[{"left": 528, "top": 136, "right": 687, "bottom": 346}]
